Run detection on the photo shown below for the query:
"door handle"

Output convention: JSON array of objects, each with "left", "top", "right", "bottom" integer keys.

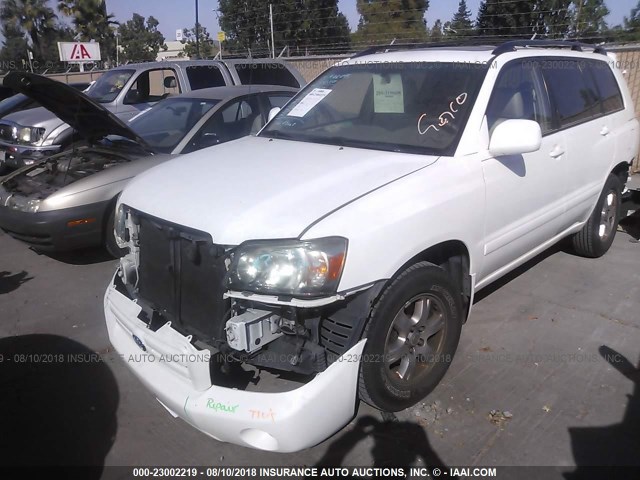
[
  {"left": 549, "top": 145, "right": 565, "bottom": 158},
  {"left": 600, "top": 126, "right": 610, "bottom": 136}
]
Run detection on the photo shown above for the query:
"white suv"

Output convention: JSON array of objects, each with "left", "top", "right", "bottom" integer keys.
[{"left": 104, "top": 41, "right": 638, "bottom": 452}]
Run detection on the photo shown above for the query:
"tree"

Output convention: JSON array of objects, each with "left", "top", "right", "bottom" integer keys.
[
  {"left": 218, "top": 0, "right": 268, "bottom": 54},
  {"left": 0, "top": 0, "right": 58, "bottom": 61},
  {"left": 613, "top": 0, "right": 640, "bottom": 42},
  {"left": 39, "top": 22, "right": 76, "bottom": 67},
  {"left": 181, "top": 24, "right": 216, "bottom": 58},
  {"left": 218, "top": 1, "right": 350, "bottom": 56},
  {"left": 117, "top": 13, "right": 166, "bottom": 63},
  {"left": 354, "top": 0, "right": 429, "bottom": 45},
  {"left": 0, "top": 22, "right": 29, "bottom": 69},
  {"left": 448, "top": 0, "right": 473, "bottom": 38},
  {"left": 572, "top": 0, "right": 609, "bottom": 40},
  {"left": 532, "top": 0, "right": 573, "bottom": 38},
  {"left": 293, "top": 0, "right": 350, "bottom": 54},
  {"left": 58, "top": 1, "right": 119, "bottom": 63},
  {"left": 58, "top": 0, "right": 118, "bottom": 61},
  {"left": 429, "top": 19, "right": 443, "bottom": 42},
  {"left": 475, "top": 0, "right": 536, "bottom": 38}
]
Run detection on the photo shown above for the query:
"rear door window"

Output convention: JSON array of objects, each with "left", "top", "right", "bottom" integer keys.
[
  {"left": 541, "top": 59, "right": 601, "bottom": 128},
  {"left": 186, "top": 65, "right": 226, "bottom": 90},
  {"left": 233, "top": 63, "right": 300, "bottom": 87},
  {"left": 588, "top": 60, "right": 624, "bottom": 114}
]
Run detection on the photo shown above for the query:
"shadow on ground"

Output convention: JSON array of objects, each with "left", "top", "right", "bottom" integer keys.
[
  {"left": 39, "top": 246, "right": 117, "bottom": 265},
  {"left": 565, "top": 346, "right": 640, "bottom": 478},
  {"left": 0, "top": 270, "right": 33, "bottom": 294},
  {"left": 0, "top": 334, "right": 119, "bottom": 476},
  {"left": 619, "top": 210, "right": 640, "bottom": 241},
  {"left": 311, "top": 415, "right": 455, "bottom": 478}
]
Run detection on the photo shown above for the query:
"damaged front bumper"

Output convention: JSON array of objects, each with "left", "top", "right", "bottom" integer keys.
[{"left": 104, "top": 272, "right": 366, "bottom": 453}]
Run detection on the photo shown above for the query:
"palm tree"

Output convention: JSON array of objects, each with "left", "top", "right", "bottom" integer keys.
[
  {"left": 58, "top": 0, "right": 119, "bottom": 62},
  {"left": 0, "top": 0, "right": 57, "bottom": 60}
]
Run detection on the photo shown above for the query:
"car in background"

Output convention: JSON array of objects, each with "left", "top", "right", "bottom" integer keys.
[
  {"left": 0, "top": 71, "right": 296, "bottom": 256},
  {"left": 0, "top": 59, "right": 304, "bottom": 172}
]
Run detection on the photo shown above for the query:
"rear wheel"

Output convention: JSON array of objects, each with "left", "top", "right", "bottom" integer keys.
[
  {"left": 571, "top": 173, "right": 622, "bottom": 258},
  {"left": 105, "top": 207, "right": 126, "bottom": 258},
  {"left": 358, "top": 262, "right": 463, "bottom": 412}
]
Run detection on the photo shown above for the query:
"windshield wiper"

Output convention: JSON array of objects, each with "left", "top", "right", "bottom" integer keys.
[{"left": 260, "top": 130, "right": 300, "bottom": 141}]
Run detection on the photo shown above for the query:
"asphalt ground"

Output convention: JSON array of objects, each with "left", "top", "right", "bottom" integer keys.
[{"left": 0, "top": 192, "right": 638, "bottom": 480}]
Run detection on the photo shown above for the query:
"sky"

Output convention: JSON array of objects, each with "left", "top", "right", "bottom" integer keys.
[
  {"left": 2, "top": 0, "right": 638, "bottom": 44},
  {"left": 96, "top": 0, "right": 637, "bottom": 41}
]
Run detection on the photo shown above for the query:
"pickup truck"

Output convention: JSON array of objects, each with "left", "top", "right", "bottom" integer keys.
[{"left": 0, "top": 59, "right": 305, "bottom": 173}]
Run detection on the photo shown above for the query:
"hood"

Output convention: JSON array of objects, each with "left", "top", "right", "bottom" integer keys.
[
  {"left": 120, "top": 136, "right": 439, "bottom": 245},
  {"left": 2, "top": 106, "right": 63, "bottom": 132},
  {"left": 0, "top": 93, "right": 37, "bottom": 118},
  {"left": 2, "top": 72, "right": 152, "bottom": 150}
]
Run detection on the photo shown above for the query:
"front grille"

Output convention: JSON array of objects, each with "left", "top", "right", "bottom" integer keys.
[{"left": 135, "top": 210, "right": 229, "bottom": 343}]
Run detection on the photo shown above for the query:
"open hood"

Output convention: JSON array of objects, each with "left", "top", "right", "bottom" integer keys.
[{"left": 2, "top": 72, "right": 153, "bottom": 151}]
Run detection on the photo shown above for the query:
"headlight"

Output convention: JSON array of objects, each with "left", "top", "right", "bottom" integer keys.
[
  {"left": 25, "top": 199, "right": 41, "bottom": 212},
  {"left": 228, "top": 237, "right": 347, "bottom": 297},
  {"left": 11, "top": 125, "right": 45, "bottom": 145},
  {"left": 6, "top": 196, "right": 41, "bottom": 212},
  {"left": 114, "top": 204, "right": 128, "bottom": 247}
]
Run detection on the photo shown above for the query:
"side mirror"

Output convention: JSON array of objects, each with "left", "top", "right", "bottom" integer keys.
[
  {"left": 123, "top": 90, "right": 140, "bottom": 105},
  {"left": 489, "top": 119, "right": 542, "bottom": 157},
  {"left": 267, "top": 107, "right": 281, "bottom": 122}
]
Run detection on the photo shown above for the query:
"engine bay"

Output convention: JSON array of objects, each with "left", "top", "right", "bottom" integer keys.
[{"left": 2, "top": 147, "right": 130, "bottom": 200}]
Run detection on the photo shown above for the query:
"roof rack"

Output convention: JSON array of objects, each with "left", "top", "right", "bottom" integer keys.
[
  {"left": 350, "top": 40, "right": 497, "bottom": 59},
  {"left": 350, "top": 39, "right": 607, "bottom": 59},
  {"left": 492, "top": 40, "right": 607, "bottom": 56}
]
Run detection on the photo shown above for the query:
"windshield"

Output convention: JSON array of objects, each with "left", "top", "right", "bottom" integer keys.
[
  {"left": 86, "top": 69, "right": 135, "bottom": 103},
  {"left": 261, "top": 62, "right": 488, "bottom": 155},
  {"left": 129, "top": 97, "right": 219, "bottom": 153}
]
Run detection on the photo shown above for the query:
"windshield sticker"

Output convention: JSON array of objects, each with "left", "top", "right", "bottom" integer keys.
[
  {"left": 417, "top": 92, "right": 468, "bottom": 135},
  {"left": 373, "top": 73, "right": 404, "bottom": 113},
  {"left": 319, "top": 72, "right": 351, "bottom": 88},
  {"left": 287, "top": 88, "right": 332, "bottom": 117}
]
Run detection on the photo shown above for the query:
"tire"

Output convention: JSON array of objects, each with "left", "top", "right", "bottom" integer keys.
[
  {"left": 105, "top": 206, "right": 127, "bottom": 258},
  {"left": 571, "top": 173, "right": 622, "bottom": 258},
  {"left": 358, "top": 262, "right": 463, "bottom": 412}
]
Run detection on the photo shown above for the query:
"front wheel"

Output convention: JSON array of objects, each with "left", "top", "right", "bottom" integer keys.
[
  {"left": 358, "top": 262, "right": 463, "bottom": 412},
  {"left": 571, "top": 173, "right": 622, "bottom": 258}
]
